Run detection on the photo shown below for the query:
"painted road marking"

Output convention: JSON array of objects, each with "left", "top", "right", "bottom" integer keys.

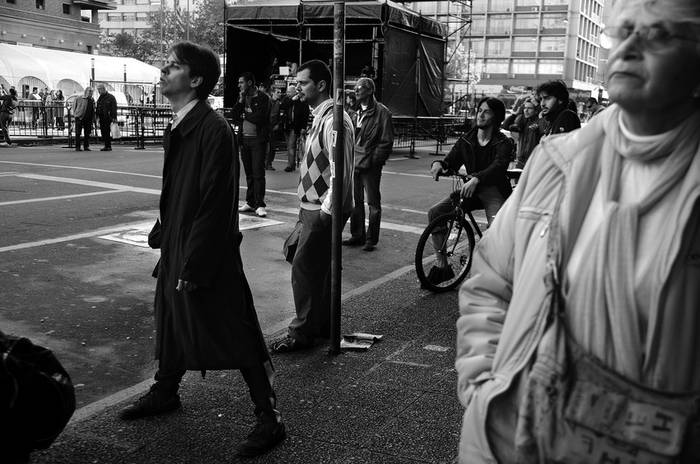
[
  {"left": 0, "top": 189, "right": 128, "bottom": 207},
  {"left": 15, "top": 173, "right": 161, "bottom": 195},
  {"left": 0, "top": 220, "right": 154, "bottom": 253},
  {"left": 98, "top": 216, "right": 283, "bottom": 248},
  {"left": 0, "top": 160, "right": 162, "bottom": 179}
]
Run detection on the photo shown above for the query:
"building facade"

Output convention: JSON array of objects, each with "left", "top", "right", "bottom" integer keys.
[
  {"left": 0, "top": 0, "right": 115, "bottom": 53},
  {"left": 98, "top": 0, "right": 196, "bottom": 36},
  {"left": 409, "top": 0, "right": 606, "bottom": 108}
]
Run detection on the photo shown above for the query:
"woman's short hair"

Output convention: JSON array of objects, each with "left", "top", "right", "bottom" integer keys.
[
  {"left": 170, "top": 41, "right": 221, "bottom": 100},
  {"left": 298, "top": 60, "right": 332, "bottom": 91},
  {"left": 83, "top": 87, "right": 93, "bottom": 97},
  {"left": 476, "top": 97, "right": 506, "bottom": 126},
  {"left": 612, "top": 0, "right": 700, "bottom": 39}
]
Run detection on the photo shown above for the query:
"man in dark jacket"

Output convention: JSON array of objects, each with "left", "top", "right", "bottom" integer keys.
[
  {"left": 233, "top": 72, "right": 270, "bottom": 217},
  {"left": 508, "top": 97, "right": 546, "bottom": 168},
  {"left": 95, "top": 84, "right": 117, "bottom": 151},
  {"left": 118, "top": 42, "right": 286, "bottom": 458},
  {"left": 265, "top": 86, "right": 282, "bottom": 171},
  {"left": 342, "top": 77, "right": 394, "bottom": 251},
  {"left": 427, "top": 97, "right": 513, "bottom": 283},
  {"left": 280, "top": 85, "right": 310, "bottom": 172},
  {"left": 536, "top": 80, "right": 581, "bottom": 137}
]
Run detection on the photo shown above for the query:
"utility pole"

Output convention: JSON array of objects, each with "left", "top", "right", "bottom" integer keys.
[{"left": 329, "top": 0, "right": 345, "bottom": 356}]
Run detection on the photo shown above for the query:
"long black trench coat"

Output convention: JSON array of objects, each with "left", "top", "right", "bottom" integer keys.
[{"left": 151, "top": 100, "right": 269, "bottom": 371}]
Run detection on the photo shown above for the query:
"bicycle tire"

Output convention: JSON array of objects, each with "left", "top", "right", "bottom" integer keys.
[{"left": 415, "top": 212, "right": 475, "bottom": 293}]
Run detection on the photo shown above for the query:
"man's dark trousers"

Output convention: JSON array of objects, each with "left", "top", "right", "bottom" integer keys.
[
  {"left": 75, "top": 117, "right": 91, "bottom": 150},
  {"left": 152, "top": 365, "right": 277, "bottom": 417},
  {"left": 289, "top": 209, "right": 332, "bottom": 345},
  {"left": 241, "top": 136, "right": 267, "bottom": 208},
  {"left": 350, "top": 164, "right": 383, "bottom": 245},
  {"left": 99, "top": 119, "right": 111, "bottom": 149}
]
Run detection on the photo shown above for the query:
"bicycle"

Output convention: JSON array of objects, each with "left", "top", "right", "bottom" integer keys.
[{"left": 415, "top": 174, "right": 484, "bottom": 293}]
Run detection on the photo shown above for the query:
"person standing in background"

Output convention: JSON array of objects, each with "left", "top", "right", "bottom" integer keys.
[
  {"left": 72, "top": 88, "right": 95, "bottom": 152},
  {"left": 96, "top": 84, "right": 117, "bottom": 151}
]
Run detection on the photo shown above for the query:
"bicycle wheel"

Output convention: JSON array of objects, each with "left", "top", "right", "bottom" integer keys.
[{"left": 415, "top": 213, "right": 475, "bottom": 293}]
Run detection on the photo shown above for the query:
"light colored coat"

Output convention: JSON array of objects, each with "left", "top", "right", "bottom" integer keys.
[{"left": 455, "top": 117, "right": 700, "bottom": 462}]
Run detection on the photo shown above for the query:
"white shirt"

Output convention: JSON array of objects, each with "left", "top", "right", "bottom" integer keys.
[{"left": 171, "top": 99, "right": 199, "bottom": 130}]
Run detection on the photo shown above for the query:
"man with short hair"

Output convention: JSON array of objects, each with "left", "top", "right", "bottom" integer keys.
[
  {"left": 29, "top": 87, "right": 40, "bottom": 129},
  {"left": 343, "top": 77, "right": 394, "bottom": 252},
  {"left": 96, "top": 84, "right": 117, "bottom": 151},
  {"left": 118, "top": 42, "right": 285, "bottom": 457},
  {"left": 266, "top": 87, "right": 282, "bottom": 171},
  {"left": 270, "top": 59, "right": 355, "bottom": 353},
  {"left": 427, "top": 97, "right": 513, "bottom": 284},
  {"left": 585, "top": 96, "right": 606, "bottom": 120},
  {"left": 233, "top": 72, "right": 271, "bottom": 218},
  {"left": 280, "top": 85, "right": 310, "bottom": 172},
  {"left": 536, "top": 80, "right": 581, "bottom": 136}
]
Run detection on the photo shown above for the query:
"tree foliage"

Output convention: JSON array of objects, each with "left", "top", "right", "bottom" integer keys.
[{"left": 99, "top": 0, "right": 226, "bottom": 65}]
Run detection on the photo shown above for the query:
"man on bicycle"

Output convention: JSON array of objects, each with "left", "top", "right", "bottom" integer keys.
[{"left": 427, "top": 97, "right": 513, "bottom": 284}]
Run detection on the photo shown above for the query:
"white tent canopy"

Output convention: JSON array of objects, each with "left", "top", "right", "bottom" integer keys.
[{"left": 0, "top": 43, "right": 161, "bottom": 97}]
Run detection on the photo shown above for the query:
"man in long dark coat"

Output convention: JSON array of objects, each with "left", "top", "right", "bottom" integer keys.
[{"left": 118, "top": 41, "right": 286, "bottom": 457}]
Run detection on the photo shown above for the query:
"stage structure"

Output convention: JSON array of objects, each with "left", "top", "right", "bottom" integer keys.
[{"left": 224, "top": 0, "right": 446, "bottom": 117}]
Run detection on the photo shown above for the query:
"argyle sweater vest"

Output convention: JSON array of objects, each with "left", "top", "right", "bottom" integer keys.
[{"left": 298, "top": 105, "right": 333, "bottom": 207}]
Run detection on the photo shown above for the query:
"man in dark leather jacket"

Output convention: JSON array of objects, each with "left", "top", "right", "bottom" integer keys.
[
  {"left": 342, "top": 77, "right": 394, "bottom": 251},
  {"left": 427, "top": 97, "right": 514, "bottom": 283}
]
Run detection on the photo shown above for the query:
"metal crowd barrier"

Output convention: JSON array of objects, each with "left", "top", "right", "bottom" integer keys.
[
  {"left": 4, "top": 101, "right": 174, "bottom": 147},
  {"left": 392, "top": 115, "right": 467, "bottom": 156},
  {"left": 5, "top": 103, "right": 466, "bottom": 157}
]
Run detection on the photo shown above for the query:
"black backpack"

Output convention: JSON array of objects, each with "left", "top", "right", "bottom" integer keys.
[{"left": 0, "top": 330, "right": 76, "bottom": 459}]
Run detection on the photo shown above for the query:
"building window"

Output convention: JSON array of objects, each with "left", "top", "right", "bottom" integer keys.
[
  {"left": 470, "top": 16, "right": 486, "bottom": 35},
  {"left": 516, "top": 0, "right": 540, "bottom": 6},
  {"left": 108, "top": 13, "right": 121, "bottom": 21},
  {"left": 539, "top": 36, "right": 565, "bottom": 52},
  {"left": 473, "top": 1, "right": 486, "bottom": 13},
  {"left": 538, "top": 59, "right": 564, "bottom": 75},
  {"left": 6, "top": 0, "right": 17, "bottom": 4},
  {"left": 489, "top": 0, "right": 513, "bottom": 12},
  {"left": 485, "top": 59, "right": 509, "bottom": 74},
  {"left": 512, "top": 59, "right": 536, "bottom": 74},
  {"left": 36, "top": 0, "right": 45, "bottom": 9},
  {"left": 513, "top": 36, "right": 537, "bottom": 52},
  {"left": 488, "top": 15, "right": 512, "bottom": 34},
  {"left": 514, "top": 13, "right": 539, "bottom": 29},
  {"left": 486, "top": 38, "right": 511, "bottom": 56},
  {"left": 469, "top": 38, "right": 485, "bottom": 56},
  {"left": 541, "top": 13, "right": 567, "bottom": 29},
  {"left": 62, "top": 3, "right": 71, "bottom": 14}
]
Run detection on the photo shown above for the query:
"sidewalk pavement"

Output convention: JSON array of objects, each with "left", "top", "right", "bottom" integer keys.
[{"left": 33, "top": 268, "right": 462, "bottom": 464}]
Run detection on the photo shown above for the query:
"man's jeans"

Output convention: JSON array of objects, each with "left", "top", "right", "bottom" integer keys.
[
  {"left": 74, "top": 117, "right": 91, "bottom": 150},
  {"left": 289, "top": 209, "right": 349, "bottom": 344},
  {"left": 99, "top": 119, "right": 111, "bottom": 149},
  {"left": 428, "top": 185, "right": 505, "bottom": 228},
  {"left": 349, "top": 165, "right": 383, "bottom": 245},
  {"left": 240, "top": 136, "right": 267, "bottom": 208},
  {"left": 285, "top": 130, "right": 297, "bottom": 169}
]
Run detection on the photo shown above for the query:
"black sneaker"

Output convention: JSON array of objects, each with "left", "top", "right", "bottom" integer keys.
[
  {"left": 237, "top": 416, "right": 286, "bottom": 457},
  {"left": 427, "top": 265, "right": 455, "bottom": 285},
  {"left": 342, "top": 237, "right": 364, "bottom": 247},
  {"left": 119, "top": 388, "right": 181, "bottom": 420},
  {"left": 284, "top": 166, "right": 295, "bottom": 172}
]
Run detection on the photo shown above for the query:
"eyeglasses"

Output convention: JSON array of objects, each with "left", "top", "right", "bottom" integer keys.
[{"left": 601, "top": 24, "right": 699, "bottom": 51}]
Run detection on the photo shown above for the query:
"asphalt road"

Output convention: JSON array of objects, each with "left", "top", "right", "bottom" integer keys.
[{"left": 0, "top": 142, "right": 476, "bottom": 410}]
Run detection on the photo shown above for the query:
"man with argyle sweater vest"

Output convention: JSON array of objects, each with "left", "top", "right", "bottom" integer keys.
[{"left": 271, "top": 60, "right": 355, "bottom": 353}]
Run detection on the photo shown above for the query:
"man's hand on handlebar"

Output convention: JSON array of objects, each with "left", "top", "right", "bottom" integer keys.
[
  {"left": 430, "top": 162, "right": 448, "bottom": 181},
  {"left": 460, "top": 176, "right": 480, "bottom": 198}
]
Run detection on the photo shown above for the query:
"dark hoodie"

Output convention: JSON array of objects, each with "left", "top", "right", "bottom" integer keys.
[{"left": 436, "top": 127, "right": 514, "bottom": 200}]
